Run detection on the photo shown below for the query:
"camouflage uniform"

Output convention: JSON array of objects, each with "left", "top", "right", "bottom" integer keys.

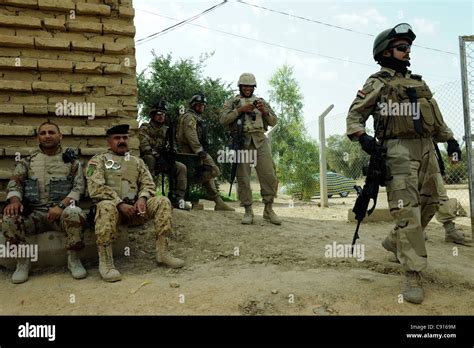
[
  {"left": 86, "top": 150, "right": 172, "bottom": 245},
  {"left": 176, "top": 108, "right": 220, "bottom": 199},
  {"left": 220, "top": 94, "right": 278, "bottom": 206},
  {"left": 2, "top": 146, "right": 86, "bottom": 250},
  {"left": 347, "top": 66, "right": 454, "bottom": 272},
  {"left": 139, "top": 120, "right": 187, "bottom": 202}
]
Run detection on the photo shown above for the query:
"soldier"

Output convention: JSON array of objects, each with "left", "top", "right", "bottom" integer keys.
[
  {"left": 2, "top": 121, "right": 87, "bottom": 283},
  {"left": 86, "top": 124, "right": 184, "bottom": 282},
  {"left": 220, "top": 73, "right": 281, "bottom": 225},
  {"left": 139, "top": 100, "right": 191, "bottom": 210},
  {"left": 176, "top": 94, "right": 234, "bottom": 211},
  {"left": 346, "top": 23, "right": 461, "bottom": 304}
]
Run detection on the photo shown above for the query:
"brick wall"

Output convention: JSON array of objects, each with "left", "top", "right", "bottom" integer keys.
[{"left": 0, "top": 0, "right": 138, "bottom": 201}]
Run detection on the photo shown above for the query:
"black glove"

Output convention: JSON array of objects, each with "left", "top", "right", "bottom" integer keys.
[
  {"left": 358, "top": 133, "right": 376, "bottom": 155},
  {"left": 447, "top": 138, "right": 461, "bottom": 161},
  {"left": 198, "top": 150, "right": 207, "bottom": 160}
]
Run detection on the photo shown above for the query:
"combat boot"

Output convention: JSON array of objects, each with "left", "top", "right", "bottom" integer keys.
[
  {"left": 444, "top": 221, "right": 472, "bottom": 246},
  {"left": 67, "top": 250, "right": 87, "bottom": 279},
  {"left": 174, "top": 191, "right": 192, "bottom": 210},
  {"left": 402, "top": 271, "right": 424, "bottom": 304},
  {"left": 214, "top": 196, "right": 235, "bottom": 211},
  {"left": 263, "top": 202, "right": 282, "bottom": 225},
  {"left": 98, "top": 244, "right": 122, "bottom": 282},
  {"left": 11, "top": 258, "right": 30, "bottom": 284},
  {"left": 156, "top": 235, "right": 184, "bottom": 268},
  {"left": 241, "top": 205, "right": 254, "bottom": 225}
]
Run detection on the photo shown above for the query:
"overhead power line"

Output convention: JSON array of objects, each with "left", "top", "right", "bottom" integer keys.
[
  {"left": 136, "top": 8, "right": 375, "bottom": 68},
  {"left": 135, "top": 8, "right": 458, "bottom": 80},
  {"left": 136, "top": 1, "right": 227, "bottom": 46},
  {"left": 236, "top": 0, "right": 457, "bottom": 56}
]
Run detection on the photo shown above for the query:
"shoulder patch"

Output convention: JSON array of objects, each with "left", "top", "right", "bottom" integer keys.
[
  {"left": 357, "top": 90, "right": 367, "bottom": 99},
  {"left": 86, "top": 165, "right": 96, "bottom": 177},
  {"left": 411, "top": 74, "right": 422, "bottom": 81},
  {"left": 188, "top": 117, "right": 197, "bottom": 128}
]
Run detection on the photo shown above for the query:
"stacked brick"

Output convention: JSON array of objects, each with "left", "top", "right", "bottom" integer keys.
[{"left": 0, "top": 0, "right": 138, "bottom": 202}]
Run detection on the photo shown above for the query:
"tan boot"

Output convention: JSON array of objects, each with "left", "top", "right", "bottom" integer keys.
[
  {"left": 263, "top": 202, "right": 282, "bottom": 225},
  {"left": 11, "top": 258, "right": 30, "bottom": 284},
  {"left": 241, "top": 205, "right": 254, "bottom": 225},
  {"left": 156, "top": 235, "right": 184, "bottom": 268},
  {"left": 444, "top": 221, "right": 472, "bottom": 246},
  {"left": 98, "top": 244, "right": 122, "bottom": 282},
  {"left": 402, "top": 271, "right": 424, "bottom": 304},
  {"left": 67, "top": 250, "right": 87, "bottom": 279},
  {"left": 214, "top": 196, "right": 235, "bottom": 211}
]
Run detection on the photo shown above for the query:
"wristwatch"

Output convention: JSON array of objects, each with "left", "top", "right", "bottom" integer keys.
[{"left": 57, "top": 202, "right": 66, "bottom": 209}]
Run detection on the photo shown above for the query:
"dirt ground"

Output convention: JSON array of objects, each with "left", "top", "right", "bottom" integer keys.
[{"left": 1, "top": 192, "right": 473, "bottom": 315}]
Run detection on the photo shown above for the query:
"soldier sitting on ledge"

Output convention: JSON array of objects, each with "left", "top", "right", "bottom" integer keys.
[{"left": 2, "top": 121, "right": 87, "bottom": 284}]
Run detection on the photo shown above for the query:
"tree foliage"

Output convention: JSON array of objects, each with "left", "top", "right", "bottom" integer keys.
[
  {"left": 268, "top": 64, "right": 320, "bottom": 200},
  {"left": 137, "top": 51, "right": 235, "bottom": 182}
]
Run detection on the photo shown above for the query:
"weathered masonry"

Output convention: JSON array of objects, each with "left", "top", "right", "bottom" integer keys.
[{"left": 0, "top": 0, "right": 138, "bottom": 202}]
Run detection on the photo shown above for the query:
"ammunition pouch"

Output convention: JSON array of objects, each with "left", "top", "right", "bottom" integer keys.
[
  {"left": 24, "top": 178, "right": 40, "bottom": 204},
  {"left": 49, "top": 177, "right": 73, "bottom": 202}
]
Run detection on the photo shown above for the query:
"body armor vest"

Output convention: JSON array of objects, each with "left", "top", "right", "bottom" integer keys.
[
  {"left": 103, "top": 153, "right": 140, "bottom": 201},
  {"left": 373, "top": 71, "right": 445, "bottom": 139}
]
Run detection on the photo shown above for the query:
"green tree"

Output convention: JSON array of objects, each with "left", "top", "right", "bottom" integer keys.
[
  {"left": 137, "top": 51, "right": 234, "bottom": 183},
  {"left": 326, "top": 134, "right": 369, "bottom": 179},
  {"left": 268, "top": 64, "right": 320, "bottom": 200}
]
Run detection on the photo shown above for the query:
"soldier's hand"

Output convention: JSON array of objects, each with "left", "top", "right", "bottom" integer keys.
[
  {"left": 134, "top": 198, "right": 147, "bottom": 217},
  {"left": 4, "top": 200, "right": 23, "bottom": 216},
  {"left": 447, "top": 138, "right": 461, "bottom": 163},
  {"left": 47, "top": 206, "right": 63, "bottom": 222},
  {"left": 118, "top": 202, "right": 136, "bottom": 220},
  {"left": 254, "top": 99, "right": 266, "bottom": 115},
  {"left": 358, "top": 133, "right": 376, "bottom": 155},
  {"left": 237, "top": 103, "right": 255, "bottom": 114},
  {"left": 198, "top": 151, "right": 207, "bottom": 160}
]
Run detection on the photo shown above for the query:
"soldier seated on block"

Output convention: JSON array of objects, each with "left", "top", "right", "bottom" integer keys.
[
  {"left": 2, "top": 121, "right": 87, "bottom": 284},
  {"left": 139, "top": 100, "right": 191, "bottom": 210},
  {"left": 85, "top": 124, "right": 184, "bottom": 283}
]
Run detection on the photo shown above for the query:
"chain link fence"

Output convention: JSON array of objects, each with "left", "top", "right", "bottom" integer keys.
[{"left": 459, "top": 36, "right": 474, "bottom": 234}]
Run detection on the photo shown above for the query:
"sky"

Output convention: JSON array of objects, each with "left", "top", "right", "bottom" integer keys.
[{"left": 133, "top": 0, "right": 474, "bottom": 142}]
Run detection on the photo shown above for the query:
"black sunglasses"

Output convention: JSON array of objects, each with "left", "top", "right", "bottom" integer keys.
[{"left": 390, "top": 44, "right": 411, "bottom": 52}]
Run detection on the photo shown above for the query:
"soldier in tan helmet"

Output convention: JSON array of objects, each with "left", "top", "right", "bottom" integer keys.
[
  {"left": 220, "top": 73, "right": 281, "bottom": 225},
  {"left": 346, "top": 23, "right": 461, "bottom": 304},
  {"left": 86, "top": 124, "right": 184, "bottom": 282},
  {"left": 176, "top": 94, "right": 234, "bottom": 211}
]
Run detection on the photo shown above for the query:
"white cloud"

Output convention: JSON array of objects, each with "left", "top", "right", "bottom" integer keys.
[
  {"left": 334, "top": 9, "right": 388, "bottom": 29},
  {"left": 412, "top": 18, "right": 439, "bottom": 35}
]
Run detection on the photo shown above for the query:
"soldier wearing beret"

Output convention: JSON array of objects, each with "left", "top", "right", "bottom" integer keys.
[{"left": 85, "top": 124, "right": 184, "bottom": 282}]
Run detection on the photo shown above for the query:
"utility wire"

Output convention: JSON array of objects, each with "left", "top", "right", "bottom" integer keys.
[
  {"left": 136, "top": 8, "right": 375, "bottom": 68},
  {"left": 136, "top": 1, "right": 227, "bottom": 46},
  {"left": 236, "top": 0, "right": 457, "bottom": 56},
  {"left": 136, "top": 8, "right": 458, "bottom": 80}
]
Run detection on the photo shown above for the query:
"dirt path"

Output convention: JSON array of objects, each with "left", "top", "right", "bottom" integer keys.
[{"left": 1, "top": 196, "right": 473, "bottom": 315}]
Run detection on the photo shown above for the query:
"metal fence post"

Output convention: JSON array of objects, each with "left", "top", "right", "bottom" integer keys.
[{"left": 319, "top": 104, "right": 334, "bottom": 207}]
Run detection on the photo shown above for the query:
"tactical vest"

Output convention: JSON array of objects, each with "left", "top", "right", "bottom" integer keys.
[
  {"left": 176, "top": 109, "right": 205, "bottom": 150},
  {"left": 144, "top": 122, "right": 168, "bottom": 151},
  {"left": 372, "top": 71, "right": 445, "bottom": 139},
  {"left": 24, "top": 149, "right": 76, "bottom": 206},
  {"left": 103, "top": 153, "right": 140, "bottom": 201},
  {"left": 228, "top": 95, "right": 269, "bottom": 133}
]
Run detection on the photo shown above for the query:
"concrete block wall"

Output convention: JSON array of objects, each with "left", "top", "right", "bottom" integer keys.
[{"left": 0, "top": 0, "right": 139, "bottom": 202}]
